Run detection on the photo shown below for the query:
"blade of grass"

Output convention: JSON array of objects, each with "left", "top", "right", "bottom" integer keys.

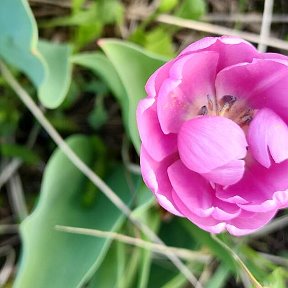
[
  {"left": 211, "top": 234, "right": 263, "bottom": 288},
  {"left": 56, "top": 225, "right": 211, "bottom": 263}
]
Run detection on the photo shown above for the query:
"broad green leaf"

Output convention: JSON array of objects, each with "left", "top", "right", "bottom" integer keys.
[
  {"left": 0, "top": 1, "right": 72, "bottom": 108},
  {"left": 99, "top": 40, "right": 167, "bottom": 152},
  {"left": 0, "top": 0, "right": 46, "bottom": 87},
  {"left": 176, "top": 0, "right": 206, "bottom": 20},
  {"left": 15, "top": 135, "right": 138, "bottom": 288},
  {"left": 38, "top": 40, "right": 72, "bottom": 108}
]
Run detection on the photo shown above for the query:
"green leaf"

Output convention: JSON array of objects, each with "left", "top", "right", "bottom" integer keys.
[
  {"left": 158, "top": 0, "right": 178, "bottom": 12},
  {"left": 0, "top": 0, "right": 46, "bottom": 87},
  {"left": 0, "top": 1, "right": 72, "bottom": 108},
  {"left": 145, "top": 28, "right": 175, "bottom": 58},
  {"left": 38, "top": 40, "right": 72, "bottom": 108},
  {"left": 71, "top": 53, "right": 126, "bottom": 104},
  {"left": 266, "top": 268, "right": 288, "bottom": 288},
  {"left": 87, "top": 242, "right": 122, "bottom": 288},
  {"left": 88, "top": 94, "right": 108, "bottom": 130},
  {"left": 71, "top": 52, "right": 129, "bottom": 132},
  {"left": 205, "top": 264, "right": 231, "bottom": 288},
  {"left": 176, "top": 0, "right": 206, "bottom": 20},
  {"left": 180, "top": 219, "right": 236, "bottom": 271},
  {"left": 99, "top": 40, "right": 167, "bottom": 152},
  {"left": 0, "top": 143, "right": 40, "bottom": 164},
  {"left": 14, "top": 135, "right": 138, "bottom": 288},
  {"left": 137, "top": 208, "right": 161, "bottom": 288}
]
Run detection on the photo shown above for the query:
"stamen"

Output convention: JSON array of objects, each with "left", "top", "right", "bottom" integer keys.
[
  {"left": 239, "top": 109, "right": 254, "bottom": 125},
  {"left": 219, "top": 95, "right": 237, "bottom": 116},
  {"left": 198, "top": 105, "right": 208, "bottom": 115},
  {"left": 221, "top": 95, "right": 237, "bottom": 106},
  {"left": 240, "top": 114, "right": 253, "bottom": 125},
  {"left": 207, "top": 95, "right": 214, "bottom": 111}
]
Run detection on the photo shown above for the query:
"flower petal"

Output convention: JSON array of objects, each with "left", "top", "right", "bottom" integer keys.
[
  {"left": 180, "top": 36, "right": 259, "bottom": 71},
  {"left": 178, "top": 116, "right": 247, "bottom": 174},
  {"left": 248, "top": 108, "right": 288, "bottom": 168},
  {"left": 157, "top": 51, "right": 218, "bottom": 134},
  {"left": 145, "top": 59, "right": 175, "bottom": 98},
  {"left": 137, "top": 98, "right": 177, "bottom": 161},
  {"left": 226, "top": 210, "right": 277, "bottom": 236},
  {"left": 215, "top": 59, "right": 288, "bottom": 124},
  {"left": 168, "top": 160, "right": 241, "bottom": 221},
  {"left": 217, "top": 158, "right": 288, "bottom": 212},
  {"left": 202, "top": 159, "right": 245, "bottom": 186},
  {"left": 171, "top": 189, "right": 226, "bottom": 234},
  {"left": 140, "top": 147, "right": 182, "bottom": 216},
  {"left": 168, "top": 160, "right": 214, "bottom": 217}
]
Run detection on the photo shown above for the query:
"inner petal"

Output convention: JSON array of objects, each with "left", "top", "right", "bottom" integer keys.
[
  {"left": 137, "top": 98, "right": 177, "bottom": 161},
  {"left": 248, "top": 108, "right": 288, "bottom": 168},
  {"left": 180, "top": 36, "right": 259, "bottom": 71},
  {"left": 178, "top": 116, "right": 247, "bottom": 178},
  {"left": 157, "top": 51, "right": 219, "bottom": 134},
  {"left": 217, "top": 157, "right": 288, "bottom": 210},
  {"left": 215, "top": 59, "right": 288, "bottom": 124},
  {"left": 140, "top": 147, "right": 182, "bottom": 216}
]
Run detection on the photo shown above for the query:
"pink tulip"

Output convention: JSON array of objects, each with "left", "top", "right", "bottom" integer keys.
[{"left": 137, "top": 36, "right": 288, "bottom": 236}]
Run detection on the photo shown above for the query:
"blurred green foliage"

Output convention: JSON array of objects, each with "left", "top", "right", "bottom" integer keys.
[{"left": 0, "top": 0, "right": 287, "bottom": 288}]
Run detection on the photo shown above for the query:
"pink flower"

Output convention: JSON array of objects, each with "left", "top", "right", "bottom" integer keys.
[{"left": 137, "top": 36, "right": 288, "bottom": 236}]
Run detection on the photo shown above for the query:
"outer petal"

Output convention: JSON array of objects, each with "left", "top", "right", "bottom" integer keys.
[
  {"left": 168, "top": 160, "right": 214, "bottom": 217},
  {"left": 178, "top": 116, "right": 247, "bottom": 176},
  {"left": 168, "top": 161, "right": 241, "bottom": 221},
  {"left": 217, "top": 158, "right": 288, "bottom": 212},
  {"left": 215, "top": 59, "right": 288, "bottom": 124},
  {"left": 172, "top": 189, "right": 226, "bottom": 234},
  {"left": 140, "top": 147, "right": 182, "bottom": 216},
  {"left": 137, "top": 98, "right": 177, "bottom": 161},
  {"left": 180, "top": 36, "right": 259, "bottom": 71},
  {"left": 145, "top": 59, "right": 175, "bottom": 98},
  {"left": 248, "top": 108, "right": 288, "bottom": 168},
  {"left": 157, "top": 51, "right": 218, "bottom": 134},
  {"left": 226, "top": 210, "right": 277, "bottom": 236},
  {"left": 202, "top": 159, "right": 245, "bottom": 186}
]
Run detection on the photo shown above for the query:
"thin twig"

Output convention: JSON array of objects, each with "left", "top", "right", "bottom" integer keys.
[
  {"left": 249, "top": 214, "right": 288, "bottom": 238},
  {"left": 0, "top": 123, "right": 40, "bottom": 191},
  {"left": 56, "top": 225, "right": 211, "bottom": 263},
  {"left": 258, "top": 0, "right": 274, "bottom": 52},
  {"left": 203, "top": 13, "right": 288, "bottom": 23},
  {"left": 127, "top": 12, "right": 288, "bottom": 51},
  {"left": 0, "top": 60, "right": 200, "bottom": 288},
  {"left": 0, "top": 159, "right": 21, "bottom": 191},
  {"left": 7, "top": 174, "right": 28, "bottom": 221},
  {"left": 0, "top": 225, "right": 19, "bottom": 234},
  {"left": 0, "top": 247, "right": 15, "bottom": 287},
  {"left": 259, "top": 252, "right": 288, "bottom": 267},
  {"left": 211, "top": 234, "right": 263, "bottom": 288}
]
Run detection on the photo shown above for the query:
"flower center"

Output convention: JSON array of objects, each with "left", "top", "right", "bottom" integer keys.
[{"left": 199, "top": 94, "right": 255, "bottom": 127}]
